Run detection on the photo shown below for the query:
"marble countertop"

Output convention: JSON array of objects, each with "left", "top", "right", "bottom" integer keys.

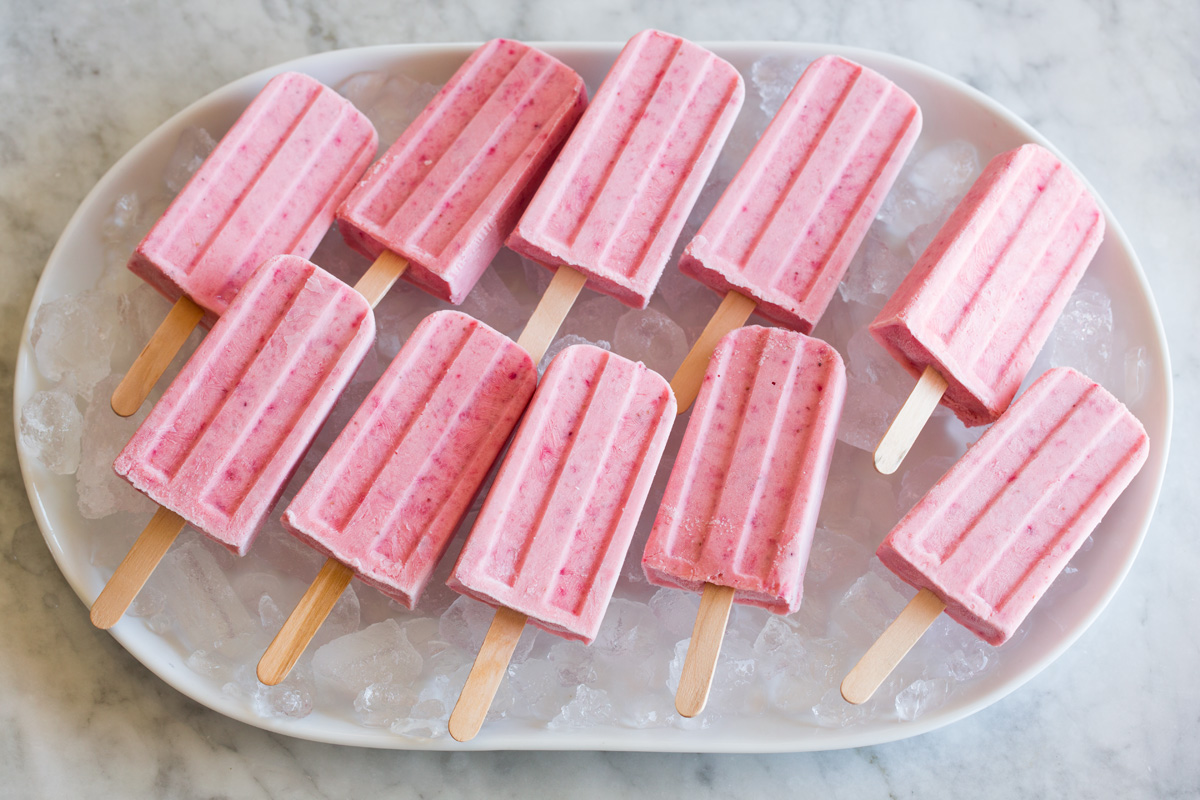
[{"left": 2, "top": 0, "right": 1196, "bottom": 797}]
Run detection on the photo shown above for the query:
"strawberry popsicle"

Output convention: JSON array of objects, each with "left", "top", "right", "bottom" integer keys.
[
  {"left": 842, "top": 367, "right": 1148, "bottom": 703},
  {"left": 92, "top": 255, "right": 375, "bottom": 629},
  {"left": 668, "top": 54, "right": 920, "bottom": 412},
  {"left": 870, "top": 143, "right": 1105, "bottom": 473},
  {"left": 642, "top": 325, "right": 846, "bottom": 716},
  {"left": 113, "top": 72, "right": 378, "bottom": 416},
  {"left": 447, "top": 344, "right": 676, "bottom": 741},
  {"left": 507, "top": 30, "right": 744, "bottom": 363},
  {"left": 257, "top": 311, "right": 537, "bottom": 685},
  {"left": 338, "top": 39, "right": 586, "bottom": 305}
]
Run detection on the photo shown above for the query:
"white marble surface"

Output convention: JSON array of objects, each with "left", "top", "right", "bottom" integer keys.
[{"left": 1, "top": 0, "right": 1197, "bottom": 797}]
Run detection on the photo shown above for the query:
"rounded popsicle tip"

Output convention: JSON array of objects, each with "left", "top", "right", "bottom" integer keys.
[{"left": 839, "top": 671, "right": 876, "bottom": 706}]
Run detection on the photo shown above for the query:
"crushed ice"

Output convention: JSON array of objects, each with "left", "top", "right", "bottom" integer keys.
[{"left": 16, "top": 55, "right": 1143, "bottom": 737}]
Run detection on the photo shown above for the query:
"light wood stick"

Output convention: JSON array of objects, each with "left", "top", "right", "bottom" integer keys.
[
  {"left": 448, "top": 606, "right": 528, "bottom": 742},
  {"left": 111, "top": 296, "right": 206, "bottom": 417},
  {"left": 515, "top": 266, "right": 588, "bottom": 365},
  {"left": 669, "top": 290, "right": 756, "bottom": 413},
  {"left": 90, "top": 506, "right": 187, "bottom": 629},
  {"left": 353, "top": 250, "right": 409, "bottom": 307},
  {"left": 257, "top": 558, "right": 354, "bottom": 686},
  {"left": 840, "top": 588, "right": 946, "bottom": 704},
  {"left": 675, "top": 583, "right": 735, "bottom": 718},
  {"left": 873, "top": 365, "right": 950, "bottom": 475}
]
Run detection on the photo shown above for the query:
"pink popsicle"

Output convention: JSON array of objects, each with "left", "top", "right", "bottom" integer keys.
[
  {"left": 130, "top": 72, "right": 378, "bottom": 324},
  {"left": 447, "top": 344, "right": 675, "bottom": 741},
  {"left": 282, "top": 310, "right": 537, "bottom": 608},
  {"left": 114, "top": 255, "right": 376, "bottom": 556},
  {"left": 337, "top": 39, "right": 587, "bottom": 304},
  {"left": 679, "top": 55, "right": 921, "bottom": 334},
  {"left": 842, "top": 367, "right": 1148, "bottom": 704},
  {"left": 507, "top": 29, "right": 745, "bottom": 310},
  {"left": 643, "top": 325, "right": 846, "bottom": 614},
  {"left": 871, "top": 143, "right": 1105, "bottom": 429}
]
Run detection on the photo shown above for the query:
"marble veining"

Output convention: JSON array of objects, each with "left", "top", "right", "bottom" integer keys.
[{"left": 2, "top": 0, "right": 1197, "bottom": 797}]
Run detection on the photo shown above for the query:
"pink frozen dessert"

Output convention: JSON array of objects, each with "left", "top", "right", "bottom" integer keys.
[
  {"left": 679, "top": 54, "right": 921, "bottom": 334},
  {"left": 129, "top": 72, "right": 378, "bottom": 325},
  {"left": 448, "top": 344, "right": 676, "bottom": 642},
  {"left": 870, "top": 143, "right": 1105, "bottom": 427},
  {"left": 114, "top": 255, "right": 376, "bottom": 556},
  {"left": 282, "top": 310, "right": 537, "bottom": 608},
  {"left": 337, "top": 39, "right": 587, "bottom": 304},
  {"left": 643, "top": 325, "right": 846, "bottom": 614},
  {"left": 507, "top": 29, "right": 745, "bottom": 309}
]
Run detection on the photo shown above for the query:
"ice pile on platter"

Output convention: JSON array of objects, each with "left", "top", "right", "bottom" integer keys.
[{"left": 17, "top": 55, "right": 1142, "bottom": 737}]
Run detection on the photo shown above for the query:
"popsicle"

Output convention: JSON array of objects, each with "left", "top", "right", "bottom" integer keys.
[
  {"left": 841, "top": 367, "right": 1148, "bottom": 704},
  {"left": 507, "top": 29, "right": 744, "bottom": 363},
  {"left": 870, "top": 143, "right": 1106, "bottom": 474},
  {"left": 446, "top": 344, "right": 676, "bottom": 741},
  {"left": 91, "top": 255, "right": 375, "bottom": 629},
  {"left": 642, "top": 325, "right": 846, "bottom": 716},
  {"left": 337, "top": 39, "right": 587, "bottom": 307},
  {"left": 256, "top": 311, "right": 537, "bottom": 685},
  {"left": 112, "top": 72, "right": 378, "bottom": 416},
  {"left": 669, "top": 54, "right": 921, "bottom": 412}
]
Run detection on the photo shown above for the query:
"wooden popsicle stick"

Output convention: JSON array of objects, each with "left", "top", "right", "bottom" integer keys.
[
  {"left": 873, "top": 365, "right": 950, "bottom": 475},
  {"left": 669, "top": 290, "right": 757, "bottom": 414},
  {"left": 353, "top": 250, "right": 410, "bottom": 307},
  {"left": 515, "top": 266, "right": 588, "bottom": 365},
  {"left": 448, "top": 606, "right": 528, "bottom": 742},
  {"left": 840, "top": 588, "right": 946, "bottom": 705},
  {"left": 90, "top": 506, "right": 187, "bottom": 629},
  {"left": 257, "top": 558, "right": 354, "bottom": 686},
  {"left": 675, "top": 582, "right": 736, "bottom": 718},
  {"left": 111, "top": 296, "right": 206, "bottom": 417}
]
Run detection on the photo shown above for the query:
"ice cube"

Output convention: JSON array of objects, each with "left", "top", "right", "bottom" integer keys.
[
  {"left": 75, "top": 376, "right": 155, "bottom": 519},
  {"left": 612, "top": 307, "right": 689, "bottom": 377},
  {"left": 547, "top": 684, "right": 615, "bottom": 729},
  {"left": 312, "top": 619, "right": 422, "bottom": 698},
  {"left": 895, "top": 678, "right": 951, "bottom": 721},
  {"left": 157, "top": 538, "right": 259, "bottom": 658},
  {"left": 1050, "top": 285, "right": 1113, "bottom": 379},
  {"left": 163, "top": 126, "right": 217, "bottom": 194},
  {"left": 30, "top": 289, "right": 121, "bottom": 396},
  {"left": 19, "top": 390, "right": 83, "bottom": 475},
  {"left": 355, "top": 682, "right": 420, "bottom": 728}
]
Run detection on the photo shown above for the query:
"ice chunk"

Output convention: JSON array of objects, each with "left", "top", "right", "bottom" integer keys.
[
  {"left": 19, "top": 390, "right": 83, "bottom": 474},
  {"left": 312, "top": 619, "right": 422, "bottom": 698},
  {"left": 75, "top": 375, "right": 155, "bottom": 519},
  {"left": 1050, "top": 285, "right": 1113, "bottom": 379},
  {"left": 612, "top": 307, "right": 689, "bottom": 377},
  {"left": 30, "top": 289, "right": 121, "bottom": 396},
  {"left": 895, "top": 678, "right": 951, "bottom": 721},
  {"left": 547, "top": 685, "right": 615, "bottom": 729},
  {"left": 163, "top": 126, "right": 217, "bottom": 194},
  {"left": 355, "top": 682, "right": 420, "bottom": 728},
  {"left": 877, "top": 140, "right": 981, "bottom": 240},
  {"left": 157, "top": 538, "right": 259, "bottom": 658}
]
